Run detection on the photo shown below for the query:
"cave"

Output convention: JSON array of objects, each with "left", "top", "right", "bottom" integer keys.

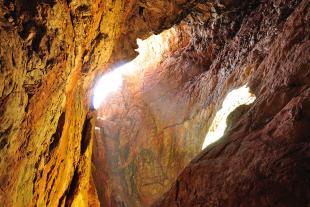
[{"left": 0, "top": 0, "right": 309, "bottom": 207}]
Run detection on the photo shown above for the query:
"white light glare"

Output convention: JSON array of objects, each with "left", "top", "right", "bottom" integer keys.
[
  {"left": 93, "top": 69, "right": 124, "bottom": 109},
  {"left": 202, "top": 85, "right": 256, "bottom": 150},
  {"left": 93, "top": 28, "right": 175, "bottom": 110}
]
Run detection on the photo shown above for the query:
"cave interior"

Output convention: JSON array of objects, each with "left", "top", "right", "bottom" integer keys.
[{"left": 0, "top": 0, "right": 309, "bottom": 207}]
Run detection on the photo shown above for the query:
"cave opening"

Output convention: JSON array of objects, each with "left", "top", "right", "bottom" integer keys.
[
  {"left": 202, "top": 85, "right": 256, "bottom": 149},
  {"left": 93, "top": 28, "right": 176, "bottom": 110}
]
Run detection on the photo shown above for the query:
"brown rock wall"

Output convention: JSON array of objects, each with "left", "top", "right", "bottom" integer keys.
[{"left": 153, "top": 0, "right": 310, "bottom": 206}]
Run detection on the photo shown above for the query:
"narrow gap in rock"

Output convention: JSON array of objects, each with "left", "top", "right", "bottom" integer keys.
[
  {"left": 81, "top": 116, "right": 93, "bottom": 154},
  {"left": 49, "top": 111, "right": 66, "bottom": 153},
  {"left": 202, "top": 85, "right": 256, "bottom": 149},
  {"left": 65, "top": 168, "right": 79, "bottom": 206}
]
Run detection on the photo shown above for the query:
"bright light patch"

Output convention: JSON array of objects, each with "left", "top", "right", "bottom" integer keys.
[
  {"left": 93, "top": 69, "right": 124, "bottom": 109},
  {"left": 202, "top": 85, "right": 256, "bottom": 150},
  {"left": 93, "top": 28, "right": 176, "bottom": 109}
]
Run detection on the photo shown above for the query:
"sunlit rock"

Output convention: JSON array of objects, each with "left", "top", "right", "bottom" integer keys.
[
  {"left": 0, "top": 0, "right": 309, "bottom": 207},
  {"left": 202, "top": 85, "right": 256, "bottom": 149}
]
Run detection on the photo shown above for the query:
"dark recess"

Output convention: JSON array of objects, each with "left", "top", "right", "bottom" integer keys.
[
  {"left": 81, "top": 116, "right": 92, "bottom": 154},
  {"left": 49, "top": 112, "right": 66, "bottom": 153},
  {"left": 64, "top": 168, "right": 80, "bottom": 206}
]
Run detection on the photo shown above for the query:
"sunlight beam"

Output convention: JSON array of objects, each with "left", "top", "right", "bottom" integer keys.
[
  {"left": 92, "top": 28, "right": 176, "bottom": 110},
  {"left": 93, "top": 69, "right": 124, "bottom": 109}
]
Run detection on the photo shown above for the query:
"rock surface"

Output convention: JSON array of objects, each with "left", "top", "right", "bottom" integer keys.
[
  {"left": 0, "top": 0, "right": 309, "bottom": 206},
  {"left": 93, "top": 0, "right": 310, "bottom": 206},
  {"left": 0, "top": 0, "right": 199, "bottom": 206},
  {"left": 153, "top": 0, "right": 310, "bottom": 206}
]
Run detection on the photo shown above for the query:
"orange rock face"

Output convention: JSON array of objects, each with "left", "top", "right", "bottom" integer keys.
[{"left": 0, "top": 0, "right": 200, "bottom": 206}]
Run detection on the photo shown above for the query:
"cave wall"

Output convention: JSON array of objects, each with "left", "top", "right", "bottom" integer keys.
[
  {"left": 0, "top": 0, "right": 200, "bottom": 206},
  {"left": 93, "top": 1, "right": 257, "bottom": 206},
  {"left": 93, "top": 0, "right": 310, "bottom": 206},
  {"left": 153, "top": 0, "right": 310, "bottom": 206},
  {"left": 0, "top": 0, "right": 309, "bottom": 206}
]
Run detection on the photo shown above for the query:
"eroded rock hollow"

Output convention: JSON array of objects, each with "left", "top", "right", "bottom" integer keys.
[{"left": 0, "top": 0, "right": 309, "bottom": 206}]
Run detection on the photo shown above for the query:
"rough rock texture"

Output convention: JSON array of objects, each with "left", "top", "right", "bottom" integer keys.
[
  {"left": 0, "top": 0, "right": 200, "bottom": 206},
  {"left": 93, "top": 27, "right": 196, "bottom": 207},
  {"left": 153, "top": 0, "right": 310, "bottom": 206},
  {"left": 93, "top": 0, "right": 310, "bottom": 206},
  {"left": 1, "top": 0, "right": 309, "bottom": 206},
  {"left": 93, "top": 1, "right": 261, "bottom": 206}
]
